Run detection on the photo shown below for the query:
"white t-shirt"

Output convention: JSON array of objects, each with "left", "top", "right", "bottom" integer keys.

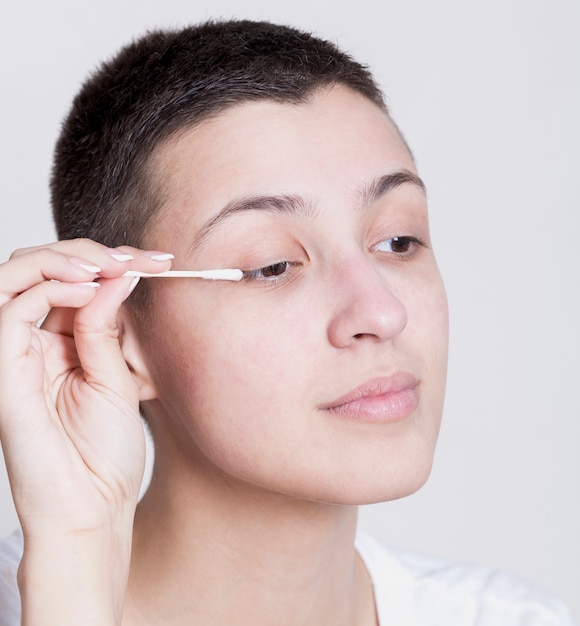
[
  {"left": 0, "top": 530, "right": 20, "bottom": 626},
  {"left": 0, "top": 528, "right": 575, "bottom": 625},
  {"left": 355, "top": 532, "right": 576, "bottom": 625}
]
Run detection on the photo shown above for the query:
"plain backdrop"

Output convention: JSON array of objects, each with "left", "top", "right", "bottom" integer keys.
[{"left": 1, "top": 0, "right": 578, "bottom": 620}]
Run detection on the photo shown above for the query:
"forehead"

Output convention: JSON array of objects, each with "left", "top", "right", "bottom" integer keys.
[
  {"left": 161, "top": 87, "right": 410, "bottom": 176},
  {"left": 149, "top": 86, "right": 416, "bottom": 238}
]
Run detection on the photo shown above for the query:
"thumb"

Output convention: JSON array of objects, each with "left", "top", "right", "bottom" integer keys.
[{"left": 72, "top": 276, "right": 141, "bottom": 399}]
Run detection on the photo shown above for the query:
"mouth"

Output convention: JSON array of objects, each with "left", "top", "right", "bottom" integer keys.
[{"left": 320, "top": 372, "right": 419, "bottom": 423}]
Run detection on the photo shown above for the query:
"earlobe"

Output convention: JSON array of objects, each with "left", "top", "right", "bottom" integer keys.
[{"left": 117, "top": 305, "right": 158, "bottom": 401}]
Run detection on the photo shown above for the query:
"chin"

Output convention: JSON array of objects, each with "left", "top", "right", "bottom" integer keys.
[
  {"left": 324, "top": 440, "right": 438, "bottom": 506},
  {"left": 334, "top": 471, "right": 431, "bottom": 506},
  {"left": 277, "top": 455, "right": 436, "bottom": 507},
  {"left": 353, "top": 469, "right": 432, "bottom": 506}
]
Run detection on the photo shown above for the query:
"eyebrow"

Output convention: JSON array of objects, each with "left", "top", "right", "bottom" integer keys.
[
  {"left": 188, "top": 168, "right": 426, "bottom": 255},
  {"left": 359, "top": 169, "right": 426, "bottom": 208},
  {"left": 189, "top": 193, "right": 317, "bottom": 256}
]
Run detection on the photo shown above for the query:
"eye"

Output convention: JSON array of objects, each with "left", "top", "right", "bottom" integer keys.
[
  {"left": 242, "top": 261, "right": 294, "bottom": 282},
  {"left": 373, "top": 236, "right": 423, "bottom": 255}
]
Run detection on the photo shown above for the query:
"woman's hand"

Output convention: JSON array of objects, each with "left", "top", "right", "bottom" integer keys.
[{"left": 0, "top": 239, "right": 172, "bottom": 625}]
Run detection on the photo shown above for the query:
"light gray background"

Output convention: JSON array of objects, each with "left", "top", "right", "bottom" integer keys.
[{"left": 1, "top": 0, "right": 578, "bottom": 620}]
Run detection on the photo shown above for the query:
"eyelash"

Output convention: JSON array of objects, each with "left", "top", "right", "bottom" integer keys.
[
  {"left": 240, "top": 237, "right": 425, "bottom": 284},
  {"left": 373, "top": 236, "right": 426, "bottom": 256},
  {"left": 241, "top": 261, "right": 299, "bottom": 283}
]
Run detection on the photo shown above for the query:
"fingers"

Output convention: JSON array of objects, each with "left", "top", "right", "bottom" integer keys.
[
  {"left": 0, "top": 241, "right": 155, "bottom": 538},
  {"left": 0, "top": 282, "right": 100, "bottom": 439},
  {"left": 0, "top": 281, "right": 100, "bottom": 414},
  {"left": 72, "top": 276, "right": 142, "bottom": 396},
  {"left": 0, "top": 280, "right": 101, "bottom": 357},
  {"left": 2, "top": 240, "right": 174, "bottom": 307},
  {"left": 0, "top": 238, "right": 173, "bottom": 385},
  {"left": 10, "top": 281, "right": 101, "bottom": 327},
  {"left": 1, "top": 248, "right": 101, "bottom": 307}
]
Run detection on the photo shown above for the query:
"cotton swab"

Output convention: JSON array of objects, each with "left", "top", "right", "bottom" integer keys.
[{"left": 123, "top": 269, "right": 243, "bottom": 281}]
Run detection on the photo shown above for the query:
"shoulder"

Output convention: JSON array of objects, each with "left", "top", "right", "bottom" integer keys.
[
  {"left": 355, "top": 531, "right": 576, "bottom": 626},
  {"left": 0, "top": 528, "right": 22, "bottom": 626}
]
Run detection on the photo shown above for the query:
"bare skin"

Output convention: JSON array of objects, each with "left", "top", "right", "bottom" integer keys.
[
  {"left": 0, "top": 87, "right": 448, "bottom": 625},
  {"left": 0, "top": 241, "right": 173, "bottom": 624}
]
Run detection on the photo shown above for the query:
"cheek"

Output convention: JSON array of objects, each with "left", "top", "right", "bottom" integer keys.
[
  {"left": 156, "top": 302, "right": 323, "bottom": 486},
  {"left": 204, "top": 305, "right": 316, "bottom": 407},
  {"left": 396, "top": 268, "right": 448, "bottom": 401},
  {"left": 140, "top": 282, "right": 449, "bottom": 504},
  {"left": 408, "top": 274, "right": 449, "bottom": 417},
  {"left": 405, "top": 267, "right": 449, "bottom": 352},
  {"left": 153, "top": 292, "right": 316, "bottom": 424}
]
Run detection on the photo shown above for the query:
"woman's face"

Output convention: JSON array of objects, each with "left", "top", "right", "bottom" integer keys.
[{"left": 137, "top": 86, "right": 449, "bottom": 504}]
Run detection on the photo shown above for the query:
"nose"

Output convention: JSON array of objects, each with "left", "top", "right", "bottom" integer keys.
[{"left": 326, "top": 255, "right": 407, "bottom": 348}]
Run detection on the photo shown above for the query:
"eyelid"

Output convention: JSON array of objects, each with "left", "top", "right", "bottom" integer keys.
[
  {"left": 372, "top": 235, "right": 427, "bottom": 255},
  {"left": 241, "top": 260, "right": 301, "bottom": 285}
]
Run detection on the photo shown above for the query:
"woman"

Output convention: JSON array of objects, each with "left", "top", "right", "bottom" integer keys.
[{"left": 0, "top": 20, "right": 573, "bottom": 625}]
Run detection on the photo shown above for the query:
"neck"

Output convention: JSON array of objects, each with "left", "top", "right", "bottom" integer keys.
[{"left": 124, "top": 447, "right": 376, "bottom": 626}]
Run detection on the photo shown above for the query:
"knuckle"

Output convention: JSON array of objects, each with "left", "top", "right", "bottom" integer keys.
[{"left": 8, "top": 246, "right": 30, "bottom": 260}]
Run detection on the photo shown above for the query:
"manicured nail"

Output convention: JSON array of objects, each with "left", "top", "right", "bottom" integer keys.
[
  {"left": 79, "top": 263, "right": 102, "bottom": 273},
  {"left": 146, "top": 252, "right": 175, "bottom": 261},
  {"left": 111, "top": 254, "right": 134, "bottom": 262},
  {"left": 69, "top": 257, "right": 102, "bottom": 273},
  {"left": 126, "top": 276, "right": 141, "bottom": 296},
  {"left": 107, "top": 249, "right": 134, "bottom": 262},
  {"left": 79, "top": 282, "right": 100, "bottom": 288}
]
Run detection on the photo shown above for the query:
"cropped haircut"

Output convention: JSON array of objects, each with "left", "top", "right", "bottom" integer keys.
[{"left": 50, "top": 20, "right": 389, "bottom": 303}]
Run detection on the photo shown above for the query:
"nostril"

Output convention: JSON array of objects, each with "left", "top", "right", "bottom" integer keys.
[{"left": 326, "top": 279, "right": 408, "bottom": 348}]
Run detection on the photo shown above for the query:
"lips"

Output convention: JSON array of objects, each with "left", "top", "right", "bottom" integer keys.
[{"left": 320, "top": 372, "right": 419, "bottom": 423}]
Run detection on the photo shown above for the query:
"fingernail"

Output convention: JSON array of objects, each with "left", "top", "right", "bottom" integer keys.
[
  {"left": 107, "top": 249, "right": 134, "bottom": 262},
  {"left": 146, "top": 252, "right": 175, "bottom": 261},
  {"left": 79, "top": 263, "right": 102, "bottom": 273},
  {"left": 112, "top": 254, "right": 134, "bottom": 262},
  {"left": 69, "top": 257, "right": 102, "bottom": 273},
  {"left": 126, "top": 276, "right": 141, "bottom": 296},
  {"left": 78, "top": 282, "right": 100, "bottom": 288}
]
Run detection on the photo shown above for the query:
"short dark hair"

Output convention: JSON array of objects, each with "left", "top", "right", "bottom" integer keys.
[{"left": 50, "top": 20, "right": 388, "bottom": 252}]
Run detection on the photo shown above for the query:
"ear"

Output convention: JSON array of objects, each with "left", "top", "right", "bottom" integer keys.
[{"left": 117, "top": 305, "right": 158, "bottom": 401}]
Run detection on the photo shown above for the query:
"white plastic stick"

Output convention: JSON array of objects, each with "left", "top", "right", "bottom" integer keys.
[{"left": 123, "top": 269, "right": 243, "bottom": 281}]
